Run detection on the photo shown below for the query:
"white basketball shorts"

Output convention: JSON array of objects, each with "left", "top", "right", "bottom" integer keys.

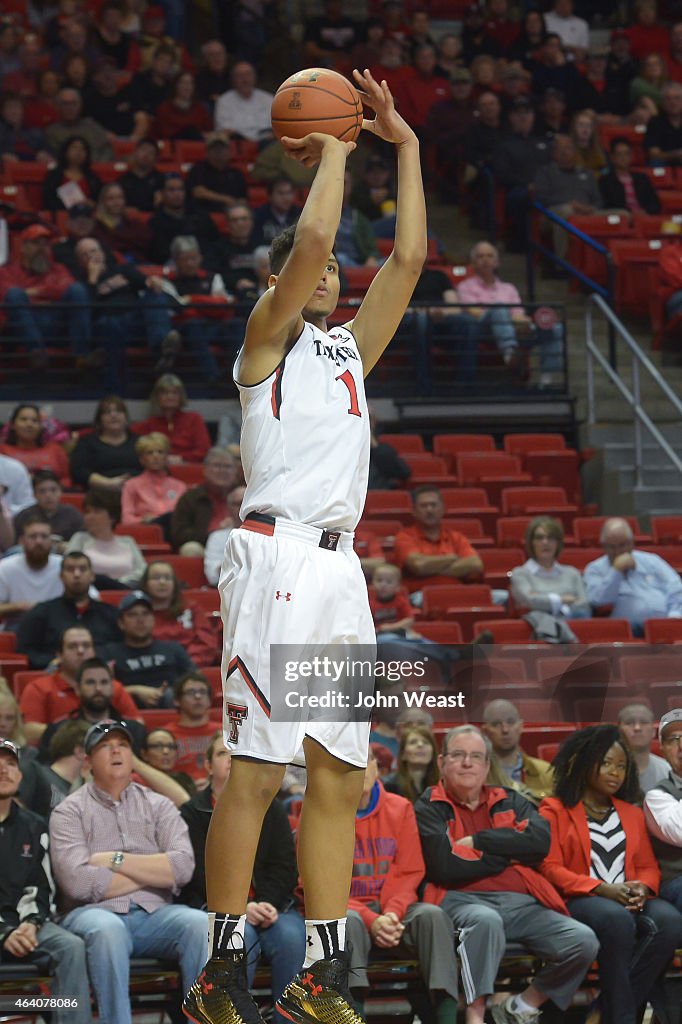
[{"left": 218, "top": 513, "right": 375, "bottom": 767}]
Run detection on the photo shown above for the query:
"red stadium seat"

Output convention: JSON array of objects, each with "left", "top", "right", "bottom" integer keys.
[
  {"left": 472, "top": 619, "right": 534, "bottom": 644},
  {"left": 575, "top": 694, "right": 646, "bottom": 723},
  {"left": 377, "top": 434, "right": 425, "bottom": 453},
  {"left": 200, "top": 665, "right": 222, "bottom": 703},
  {"left": 155, "top": 555, "right": 207, "bottom": 588},
  {"left": 440, "top": 488, "right": 500, "bottom": 535},
  {"left": 567, "top": 214, "right": 634, "bottom": 285},
  {"left": 501, "top": 488, "right": 578, "bottom": 530},
  {"left": 422, "top": 584, "right": 505, "bottom": 639},
  {"left": 496, "top": 517, "right": 532, "bottom": 548},
  {"left": 400, "top": 453, "right": 452, "bottom": 486},
  {"left": 170, "top": 464, "right": 204, "bottom": 486},
  {"left": 644, "top": 618, "right": 682, "bottom": 644},
  {"left": 597, "top": 124, "right": 646, "bottom": 164},
  {"left": 442, "top": 518, "right": 494, "bottom": 546},
  {"left": 456, "top": 453, "right": 532, "bottom": 507},
  {"left": 521, "top": 451, "right": 582, "bottom": 504},
  {"left": 610, "top": 238, "right": 665, "bottom": 315},
  {"left": 363, "top": 490, "right": 413, "bottom": 519},
  {"left": 647, "top": 545, "right": 682, "bottom": 573},
  {"left": 572, "top": 515, "right": 649, "bottom": 547},
  {"left": 621, "top": 654, "right": 682, "bottom": 687},
  {"left": 175, "top": 140, "right": 208, "bottom": 163},
  {"left": 0, "top": 633, "right": 16, "bottom": 652},
  {"left": 471, "top": 698, "right": 557, "bottom": 722},
  {"left": 433, "top": 434, "right": 495, "bottom": 471},
  {"left": 11, "top": 670, "right": 43, "bottom": 698},
  {"left": 659, "top": 191, "right": 682, "bottom": 214},
  {"left": 503, "top": 434, "right": 567, "bottom": 455},
  {"left": 651, "top": 516, "right": 682, "bottom": 544},
  {"left": 115, "top": 524, "right": 170, "bottom": 555},
  {"left": 184, "top": 588, "right": 220, "bottom": 614},
  {"left": 357, "top": 518, "right": 403, "bottom": 547},
  {"left": 638, "top": 166, "right": 678, "bottom": 190},
  {"left": 634, "top": 213, "right": 682, "bottom": 239},
  {"left": 478, "top": 548, "right": 524, "bottom": 588},
  {"left": 342, "top": 265, "right": 379, "bottom": 299},
  {"left": 569, "top": 619, "right": 634, "bottom": 643},
  {"left": 417, "top": 621, "right": 463, "bottom": 644},
  {"left": 536, "top": 742, "right": 560, "bottom": 761},
  {"left": 560, "top": 548, "right": 603, "bottom": 572},
  {"left": 61, "top": 493, "right": 86, "bottom": 509},
  {"left": 141, "top": 709, "right": 179, "bottom": 730}
]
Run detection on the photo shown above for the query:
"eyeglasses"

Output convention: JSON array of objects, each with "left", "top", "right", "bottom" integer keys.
[
  {"left": 662, "top": 734, "right": 682, "bottom": 747},
  {"left": 146, "top": 742, "right": 177, "bottom": 751},
  {"left": 443, "top": 750, "right": 487, "bottom": 763},
  {"left": 532, "top": 533, "right": 556, "bottom": 541},
  {"left": 183, "top": 688, "right": 210, "bottom": 699}
]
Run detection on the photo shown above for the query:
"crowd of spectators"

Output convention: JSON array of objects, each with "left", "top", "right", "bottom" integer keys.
[{"left": 2, "top": 0, "right": 682, "bottom": 387}]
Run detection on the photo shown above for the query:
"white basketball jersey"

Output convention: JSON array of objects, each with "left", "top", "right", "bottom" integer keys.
[{"left": 235, "top": 322, "right": 370, "bottom": 532}]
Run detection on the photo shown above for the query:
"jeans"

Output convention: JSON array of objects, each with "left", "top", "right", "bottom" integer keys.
[
  {"left": 464, "top": 306, "right": 564, "bottom": 374},
  {"left": 567, "top": 894, "right": 682, "bottom": 1024},
  {"left": 4, "top": 283, "right": 90, "bottom": 355},
  {"left": 61, "top": 902, "right": 208, "bottom": 1024},
  {"left": 181, "top": 318, "right": 242, "bottom": 377},
  {"left": 0, "top": 920, "right": 93, "bottom": 1024},
  {"left": 93, "top": 291, "right": 174, "bottom": 391},
  {"left": 409, "top": 309, "right": 475, "bottom": 392},
  {"left": 245, "top": 908, "right": 305, "bottom": 1013}
]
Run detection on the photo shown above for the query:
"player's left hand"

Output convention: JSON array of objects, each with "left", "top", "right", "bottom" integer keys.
[{"left": 353, "top": 68, "right": 417, "bottom": 148}]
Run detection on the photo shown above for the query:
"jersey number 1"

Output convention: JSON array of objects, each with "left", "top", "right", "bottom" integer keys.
[{"left": 335, "top": 370, "right": 362, "bottom": 418}]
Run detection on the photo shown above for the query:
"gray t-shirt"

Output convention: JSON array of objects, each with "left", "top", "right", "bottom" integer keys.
[{"left": 639, "top": 753, "right": 670, "bottom": 793}]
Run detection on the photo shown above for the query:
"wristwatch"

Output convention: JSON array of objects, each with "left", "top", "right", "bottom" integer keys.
[{"left": 110, "top": 851, "right": 125, "bottom": 872}]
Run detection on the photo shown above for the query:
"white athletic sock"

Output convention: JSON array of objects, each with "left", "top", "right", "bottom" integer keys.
[
  {"left": 208, "top": 912, "right": 246, "bottom": 959},
  {"left": 509, "top": 994, "right": 537, "bottom": 1018},
  {"left": 303, "top": 918, "right": 347, "bottom": 967}
]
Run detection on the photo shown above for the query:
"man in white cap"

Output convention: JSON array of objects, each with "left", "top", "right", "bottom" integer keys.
[{"left": 644, "top": 708, "right": 682, "bottom": 912}]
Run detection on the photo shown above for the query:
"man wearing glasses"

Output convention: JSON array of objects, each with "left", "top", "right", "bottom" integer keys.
[
  {"left": 49, "top": 719, "right": 207, "bottom": 1024},
  {"left": 415, "top": 725, "right": 598, "bottom": 1024},
  {"left": 645, "top": 709, "right": 682, "bottom": 914}
]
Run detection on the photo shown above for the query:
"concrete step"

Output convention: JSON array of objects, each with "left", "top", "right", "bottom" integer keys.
[
  {"left": 603, "top": 446, "right": 682, "bottom": 471},
  {"left": 630, "top": 486, "right": 682, "bottom": 512},
  {"left": 617, "top": 465, "right": 682, "bottom": 488}
]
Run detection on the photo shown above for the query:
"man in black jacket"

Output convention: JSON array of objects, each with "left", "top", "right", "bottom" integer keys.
[
  {"left": 599, "top": 137, "right": 661, "bottom": 214},
  {"left": 17, "top": 552, "right": 121, "bottom": 668},
  {"left": 180, "top": 733, "right": 305, "bottom": 1010},
  {"left": 0, "top": 738, "right": 93, "bottom": 1024},
  {"left": 415, "top": 725, "right": 598, "bottom": 1024}
]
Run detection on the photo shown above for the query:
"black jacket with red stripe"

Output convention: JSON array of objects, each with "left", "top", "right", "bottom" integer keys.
[{"left": 415, "top": 782, "right": 566, "bottom": 914}]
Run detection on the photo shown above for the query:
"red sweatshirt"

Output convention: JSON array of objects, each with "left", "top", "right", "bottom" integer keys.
[
  {"left": 132, "top": 411, "right": 211, "bottom": 463},
  {"left": 152, "top": 607, "right": 220, "bottom": 667},
  {"left": 349, "top": 781, "right": 425, "bottom": 929},
  {"left": 0, "top": 261, "right": 75, "bottom": 304}
]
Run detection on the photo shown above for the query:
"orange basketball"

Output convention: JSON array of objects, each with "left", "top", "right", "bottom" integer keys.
[{"left": 271, "top": 68, "right": 363, "bottom": 144}]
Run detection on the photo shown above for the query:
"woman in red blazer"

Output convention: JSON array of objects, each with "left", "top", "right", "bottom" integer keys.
[{"left": 539, "top": 724, "right": 682, "bottom": 1024}]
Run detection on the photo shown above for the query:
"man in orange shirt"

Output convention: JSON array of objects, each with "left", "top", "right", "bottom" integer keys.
[
  {"left": 20, "top": 625, "right": 139, "bottom": 745},
  {"left": 393, "top": 487, "right": 483, "bottom": 591},
  {"left": 163, "top": 672, "right": 221, "bottom": 781}
]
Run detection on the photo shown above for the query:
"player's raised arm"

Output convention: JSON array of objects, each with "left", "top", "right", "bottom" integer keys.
[
  {"left": 348, "top": 70, "right": 427, "bottom": 376},
  {"left": 240, "top": 133, "right": 354, "bottom": 385}
]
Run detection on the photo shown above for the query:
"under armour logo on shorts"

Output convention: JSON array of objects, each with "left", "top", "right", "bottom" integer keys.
[{"left": 275, "top": 591, "right": 292, "bottom": 601}]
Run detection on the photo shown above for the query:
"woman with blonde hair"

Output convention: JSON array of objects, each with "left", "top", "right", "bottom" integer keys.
[
  {"left": 0, "top": 680, "right": 29, "bottom": 750},
  {"left": 121, "top": 432, "right": 187, "bottom": 528}
]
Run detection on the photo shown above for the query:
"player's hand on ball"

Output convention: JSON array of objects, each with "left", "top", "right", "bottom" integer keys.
[
  {"left": 280, "top": 132, "right": 356, "bottom": 167},
  {"left": 353, "top": 68, "right": 417, "bottom": 147}
]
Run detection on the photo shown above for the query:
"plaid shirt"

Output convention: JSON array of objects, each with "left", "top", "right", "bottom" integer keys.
[{"left": 49, "top": 779, "right": 195, "bottom": 915}]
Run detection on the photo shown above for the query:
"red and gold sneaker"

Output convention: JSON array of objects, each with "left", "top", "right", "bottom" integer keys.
[
  {"left": 183, "top": 953, "right": 266, "bottom": 1024},
  {"left": 276, "top": 953, "right": 365, "bottom": 1024}
]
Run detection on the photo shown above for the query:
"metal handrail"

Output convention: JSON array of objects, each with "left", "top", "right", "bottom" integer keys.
[
  {"left": 527, "top": 201, "right": 615, "bottom": 303},
  {"left": 585, "top": 292, "right": 682, "bottom": 487}
]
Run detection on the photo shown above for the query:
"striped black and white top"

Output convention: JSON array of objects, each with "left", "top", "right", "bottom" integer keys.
[{"left": 587, "top": 807, "right": 626, "bottom": 884}]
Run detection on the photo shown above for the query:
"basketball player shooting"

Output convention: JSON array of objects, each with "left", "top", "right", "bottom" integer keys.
[{"left": 183, "top": 68, "right": 426, "bottom": 1024}]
